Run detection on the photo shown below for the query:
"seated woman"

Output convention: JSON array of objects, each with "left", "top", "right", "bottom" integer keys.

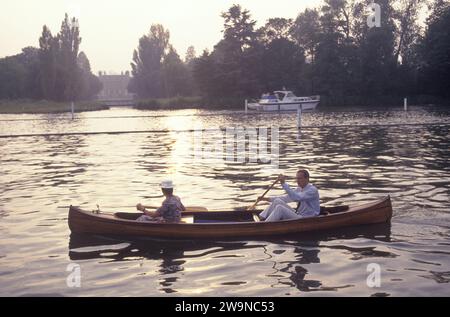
[{"left": 136, "top": 180, "right": 186, "bottom": 223}]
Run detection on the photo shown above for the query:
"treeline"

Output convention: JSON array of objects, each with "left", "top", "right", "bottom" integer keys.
[
  {"left": 0, "top": 14, "right": 101, "bottom": 101},
  {"left": 130, "top": 0, "right": 450, "bottom": 106},
  {"left": 128, "top": 24, "right": 195, "bottom": 99}
]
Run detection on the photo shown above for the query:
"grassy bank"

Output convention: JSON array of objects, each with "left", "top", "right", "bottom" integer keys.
[
  {"left": 134, "top": 96, "right": 245, "bottom": 110},
  {"left": 318, "top": 94, "right": 449, "bottom": 109},
  {"left": 135, "top": 94, "right": 449, "bottom": 111},
  {"left": 0, "top": 99, "right": 109, "bottom": 114}
]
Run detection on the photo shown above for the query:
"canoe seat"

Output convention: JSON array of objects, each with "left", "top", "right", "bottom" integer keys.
[
  {"left": 181, "top": 215, "right": 194, "bottom": 224},
  {"left": 320, "top": 205, "right": 349, "bottom": 215},
  {"left": 252, "top": 213, "right": 261, "bottom": 222},
  {"left": 114, "top": 212, "right": 142, "bottom": 220}
]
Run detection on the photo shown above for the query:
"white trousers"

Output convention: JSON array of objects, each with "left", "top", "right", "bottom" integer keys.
[{"left": 259, "top": 198, "right": 301, "bottom": 222}]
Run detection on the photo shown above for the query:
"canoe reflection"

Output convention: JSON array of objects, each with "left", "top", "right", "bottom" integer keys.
[
  {"left": 68, "top": 223, "right": 391, "bottom": 260},
  {"left": 68, "top": 223, "right": 391, "bottom": 293},
  {"left": 68, "top": 234, "right": 250, "bottom": 261}
]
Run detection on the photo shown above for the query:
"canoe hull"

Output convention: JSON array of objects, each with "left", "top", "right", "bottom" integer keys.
[{"left": 68, "top": 196, "right": 392, "bottom": 239}]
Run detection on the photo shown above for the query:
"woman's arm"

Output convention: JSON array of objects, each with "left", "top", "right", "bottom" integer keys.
[
  {"left": 176, "top": 196, "right": 186, "bottom": 211},
  {"left": 137, "top": 203, "right": 158, "bottom": 217},
  {"left": 143, "top": 208, "right": 158, "bottom": 217}
]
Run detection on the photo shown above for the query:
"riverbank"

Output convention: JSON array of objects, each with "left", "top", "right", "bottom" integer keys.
[
  {"left": 318, "top": 94, "right": 450, "bottom": 109},
  {"left": 0, "top": 99, "right": 109, "bottom": 114},
  {"left": 1, "top": 95, "right": 448, "bottom": 114},
  {"left": 134, "top": 96, "right": 244, "bottom": 110}
]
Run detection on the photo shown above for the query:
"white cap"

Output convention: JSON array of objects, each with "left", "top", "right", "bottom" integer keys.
[{"left": 160, "top": 180, "right": 174, "bottom": 189}]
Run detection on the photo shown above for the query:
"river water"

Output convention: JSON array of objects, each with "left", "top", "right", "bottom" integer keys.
[{"left": 0, "top": 106, "right": 449, "bottom": 296}]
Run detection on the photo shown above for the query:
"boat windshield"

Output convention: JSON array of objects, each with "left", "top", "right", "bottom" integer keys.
[
  {"left": 275, "top": 92, "right": 286, "bottom": 100},
  {"left": 261, "top": 94, "right": 277, "bottom": 100},
  {"left": 286, "top": 92, "right": 296, "bottom": 98}
]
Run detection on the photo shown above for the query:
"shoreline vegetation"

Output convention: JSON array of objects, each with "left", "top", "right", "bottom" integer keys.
[
  {"left": 0, "top": 99, "right": 109, "bottom": 114},
  {"left": 135, "top": 94, "right": 449, "bottom": 110},
  {"left": 1, "top": 2, "right": 449, "bottom": 114},
  {"left": 0, "top": 94, "right": 448, "bottom": 114}
]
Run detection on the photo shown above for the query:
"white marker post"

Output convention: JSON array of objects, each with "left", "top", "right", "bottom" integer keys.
[
  {"left": 404, "top": 98, "right": 408, "bottom": 111},
  {"left": 71, "top": 101, "right": 75, "bottom": 120},
  {"left": 245, "top": 99, "right": 248, "bottom": 113},
  {"left": 297, "top": 104, "right": 302, "bottom": 128}
]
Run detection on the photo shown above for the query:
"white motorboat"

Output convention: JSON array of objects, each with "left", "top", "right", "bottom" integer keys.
[{"left": 247, "top": 90, "right": 320, "bottom": 112}]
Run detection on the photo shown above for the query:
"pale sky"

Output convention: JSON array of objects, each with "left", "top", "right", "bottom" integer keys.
[{"left": 0, "top": 0, "right": 321, "bottom": 73}]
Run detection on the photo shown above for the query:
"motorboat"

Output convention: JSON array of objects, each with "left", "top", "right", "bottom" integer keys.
[{"left": 247, "top": 90, "right": 320, "bottom": 112}]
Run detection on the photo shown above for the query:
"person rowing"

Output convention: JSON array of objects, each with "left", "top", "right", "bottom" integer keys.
[
  {"left": 257, "top": 169, "right": 320, "bottom": 222},
  {"left": 136, "top": 180, "right": 186, "bottom": 223}
]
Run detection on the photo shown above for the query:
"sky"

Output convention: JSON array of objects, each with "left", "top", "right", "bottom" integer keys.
[{"left": 0, "top": 0, "right": 321, "bottom": 73}]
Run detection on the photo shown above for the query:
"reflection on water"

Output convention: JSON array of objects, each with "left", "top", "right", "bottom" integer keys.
[
  {"left": 66, "top": 223, "right": 393, "bottom": 295},
  {"left": 0, "top": 106, "right": 449, "bottom": 296}
]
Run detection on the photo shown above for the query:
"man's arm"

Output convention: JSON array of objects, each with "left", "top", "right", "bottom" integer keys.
[
  {"left": 258, "top": 175, "right": 293, "bottom": 203},
  {"left": 257, "top": 195, "right": 292, "bottom": 203},
  {"left": 282, "top": 183, "right": 317, "bottom": 202}
]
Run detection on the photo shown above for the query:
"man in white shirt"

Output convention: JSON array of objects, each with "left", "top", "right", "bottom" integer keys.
[{"left": 258, "top": 169, "right": 320, "bottom": 222}]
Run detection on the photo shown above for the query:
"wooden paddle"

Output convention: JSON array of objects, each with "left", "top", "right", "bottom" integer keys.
[
  {"left": 142, "top": 205, "right": 208, "bottom": 212},
  {"left": 59, "top": 205, "right": 208, "bottom": 212},
  {"left": 247, "top": 179, "right": 279, "bottom": 211}
]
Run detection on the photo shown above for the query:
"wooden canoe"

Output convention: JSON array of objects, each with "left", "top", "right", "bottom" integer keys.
[{"left": 68, "top": 196, "right": 392, "bottom": 239}]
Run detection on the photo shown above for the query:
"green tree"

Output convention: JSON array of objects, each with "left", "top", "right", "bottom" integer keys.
[
  {"left": 0, "top": 47, "right": 42, "bottom": 99},
  {"left": 56, "top": 13, "right": 82, "bottom": 101},
  {"left": 212, "top": 5, "right": 260, "bottom": 98},
  {"left": 259, "top": 18, "right": 293, "bottom": 44},
  {"left": 221, "top": 4, "right": 257, "bottom": 51},
  {"left": 1, "top": 14, "right": 100, "bottom": 103},
  {"left": 185, "top": 46, "right": 196, "bottom": 64},
  {"left": 162, "top": 45, "right": 192, "bottom": 97},
  {"left": 77, "top": 51, "right": 103, "bottom": 100},
  {"left": 354, "top": 0, "right": 397, "bottom": 101},
  {"left": 16, "top": 47, "right": 41, "bottom": 99},
  {"left": 291, "top": 9, "right": 321, "bottom": 64},
  {"left": 0, "top": 56, "right": 27, "bottom": 99},
  {"left": 39, "top": 25, "right": 59, "bottom": 100},
  {"left": 129, "top": 24, "right": 170, "bottom": 98},
  {"left": 312, "top": 1, "right": 351, "bottom": 99},
  {"left": 394, "top": 0, "right": 423, "bottom": 65},
  {"left": 192, "top": 49, "right": 218, "bottom": 98},
  {"left": 260, "top": 38, "right": 305, "bottom": 93},
  {"left": 418, "top": 0, "right": 450, "bottom": 97},
  {"left": 37, "top": 14, "right": 100, "bottom": 102}
]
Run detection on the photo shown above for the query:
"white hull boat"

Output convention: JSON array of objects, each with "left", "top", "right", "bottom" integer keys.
[{"left": 247, "top": 90, "right": 320, "bottom": 112}]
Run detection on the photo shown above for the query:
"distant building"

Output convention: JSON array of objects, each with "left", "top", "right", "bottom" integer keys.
[{"left": 97, "top": 71, "right": 135, "bottom": 101}]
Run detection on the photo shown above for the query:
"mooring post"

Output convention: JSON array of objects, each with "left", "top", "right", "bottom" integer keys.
[
  {"left": 404, "top": 98, "right": 408, "bottom": 111},
  {"left": 245, "top": 99, "right": 248, "bottom": 113}
]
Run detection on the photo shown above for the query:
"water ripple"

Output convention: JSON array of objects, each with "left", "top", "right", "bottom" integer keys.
[{"left": 0, "top": 107, "right": 449, "bottom": 296}]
